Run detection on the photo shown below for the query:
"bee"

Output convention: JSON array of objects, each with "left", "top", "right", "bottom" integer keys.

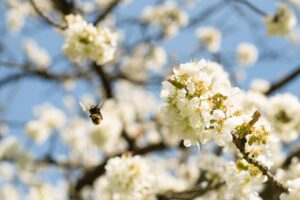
[{"left": 80, "top": 100, "right": 105, "bottom": 125}]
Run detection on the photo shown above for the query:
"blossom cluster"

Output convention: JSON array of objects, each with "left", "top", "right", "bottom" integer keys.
[
  {"left": 264, "top": 4, "right": 296, "bottom": 36},
  {"left": 196, "top": 27, "right": 222, "bottom": 53},
  {"left": 61, "top": 99, "right": 125, "bottom": 166},
  {"left": 5, "top": 0, "right": 53, "bottom": 32},
  {"left": 196, "top": 155, "right": 266, "bottom": 200},
  {"left": 275, "top": 158, "right": 300, "bottom": 200},
  {"left": 265, "top": 93, "right": 300, "bottom": 142},
  {"left": 94, "top": 155, "right": 155, "bottom": 200},
  {"left": 142, "top": 1, "right": 188, "bottom": 37},
  {"left": 25, "top": 103, "right": 66, "bottom": 144},
  {"left": 161, "top": 60, "right": 270, "bottom": 148},
  {"left": 23, "top": 39, "right": 52, "bottom": 69},
  {"left": 240, "top": 91, "right": 300, "bottom": 143},
  {"left": 121, "top": 44, "right": 167, "bottom": 82},
  {"left": 236, "top": 42, "right": 259, "bottom": 66},
  {"left": 63, "top": 14, "right": 117, "bottom": 65}
]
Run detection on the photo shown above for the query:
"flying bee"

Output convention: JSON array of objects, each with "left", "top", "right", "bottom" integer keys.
[{"left": 80, "top": 100, "right": 105, "bottom": 125}]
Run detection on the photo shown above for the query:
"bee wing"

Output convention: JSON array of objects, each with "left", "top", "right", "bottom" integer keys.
[
  {"left": 97, "top": 95, "right": 107, "bottom": 109},
  {"left": 79, "top": 102, "right": 89, "bottom": 114}
]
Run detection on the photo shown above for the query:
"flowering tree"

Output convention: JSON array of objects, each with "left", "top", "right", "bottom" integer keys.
[{"left": 1, "top": 0, "right": 300, "bottom": 199}]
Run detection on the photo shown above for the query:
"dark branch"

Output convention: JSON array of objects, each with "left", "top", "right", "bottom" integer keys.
[
  {"left": 91, "top": 63, "right": 113, "bottom": 98},
  {"left": 74, "top": 142, "right": 167, "bottom": 192},
  {"left": 265, "top": 66, "right": 300, "bottom": 95},
  {"left": 94, "top": 0, "right": 121, "bottom": 25},
  {"left": 232, "top": 134, "right": 289, "bottom": 193},
  {"left": 0, "top": 68, "right": 89, "bottom": 88},
  {"left": 29, "top": 0, "right": 67, "bottom": 29},
  {"left": 229, "top": 0, "right": 267, "bottom": 16},
  {"left": 51, "top": 0, "right": 75, "bottom": 15},
  {"left": 282, "top": 148, "right": 300, "bottom": 168},
  {"left": 157, "top": 181, "right": 224, "bottom": 200}
]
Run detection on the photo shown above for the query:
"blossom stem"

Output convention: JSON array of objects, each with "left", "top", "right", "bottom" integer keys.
[{"left": 232, "top": 134, "right": 289, "bottom": 193}]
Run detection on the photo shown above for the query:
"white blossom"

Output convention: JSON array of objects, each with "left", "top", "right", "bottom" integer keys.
[
  {"left": 26, "top": 104, "right": 66, "bottom": 144},
  {"left": 197, "top": 154, "right": 266, "bottom": 200},
  {"left": 0, "top": 162, "right": 15, "bottom": 182},
  {"left": 264, "top": 4, "right": 296, "bottom": 36},
  {"left": 196, "top": 27, "right": 221, "bottom": 53},
  {"left": 265, "top": 93, "right": 300, "bottom": 142},
  {"left": 23, "top": 39, "right": 51, "bottom": 69},
  {"left": 142, "top": 1, "right": 188, "bottom": 37},
  {"left": 25, "top": 120, "right": 51, "bottom": 144},
  {"left": 63, "top": 14, "right": 117, "bottom": 65},
  {"left": 60, "top": 117, "right": 102, "bottom": 167},
  {"left": 0, "top": 136, "right": 22, "bottom": 159},
  {"left": 5, "top": 0, "right": 53, "bottom": 33},
  {"left": 33, "top": 103, "right": 66, "bottom": 129},
  {"left": 26, "top": 182, "right": 68, "bottom": 200},
  {"left": 89, "top": 100, "right": 124, "bottom": 154},
  {"left": 161, "top": 60, "right": 244, "bottom": 146},
  {"left": 288, "top": 28, "right": 300, "bottom": 44},
  {"left": 250, "top": 79, "right": 271, "bottom": 93},
  {"left": 276, "top": 158, "right": 300, "bottom": 182},
  {"left": 120, "top": 44, "right": 167, "bottom": 82},
  {"left": 289, "top": 0, "right": 300, "bottom": 8},
  {"left": 236, "top": 43, "right": 258, "bottom": 66},
  {"left": 94, "top": 155, "right": 155, "bottom": 200},
  {"left": 280, "top": 178, "right": 300, "bottom": 200},
  {"left": 0, "top": 184, "right": 20, "bottom": 200},
  {"left": 226, "top": 161, "right": 266, "bottom": 200},
  {"left": 116, "top": 80, "right": 158, "bottom": 120},
  {"left": 161, "top": 60, "right": 271, "bottom": 149}
]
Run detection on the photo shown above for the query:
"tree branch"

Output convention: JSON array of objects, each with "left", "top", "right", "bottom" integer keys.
[
  {"left": 265, "top": 66, "right": 300, "bottom": 95},
  {"left": 232, "top": 134, "right": 289, "bottom": 193},
  {"left": 29, "top": 0, "right": 67, "bottom": 29},
  {"left": 282, "top": 147, "right": 300, "bottom": 168},
  {"left": 229, "top": 0, "right": 267, "bottom": 16},
  {"left": 91, "top": 63, "right": 113, "bottom": 98},
  {"left": 0, "top": 68, "right": 89, "bottom": 88},
  {"left": 51, "top": 0, "right": 75, "bottom": 15},
  {"left": 74, "top": 142, "right": 167, "bottom": 193},
  {"left": 94, "top": 0, "right": 121, "bottom": 25},
  {"left": 157, "top": 181, "right": 224, "bottom": 200}
]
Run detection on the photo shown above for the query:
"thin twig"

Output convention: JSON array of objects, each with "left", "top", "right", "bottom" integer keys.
[
  {"left": 265, "top": 66, "right": 300, "bottom": 95},
  {"left": 94, "top": 0, "right": 121, "bottom": 25},
  {"left": 91, "top": 63, "right": 113, "bottom": 98},
  {"left": 232, "top": 134, "right": 289, "bottom": 193},
  {"left": 282, "top": 147, "right": 300, "bottom": 168},
  {"left": 74, "top": 142, "right": 167, "bottom": 192},
  {"left": 29, "top": 0, "right": 67, "bottom": 29},
  {"left": 157, "top": 182, "right": 224, "bottom": 200},
  {"left": 229, "top": 0, "right": 267, "bottom": 16}
]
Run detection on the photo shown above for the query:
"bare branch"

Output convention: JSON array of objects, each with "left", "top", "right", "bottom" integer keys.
[
  {"left": 51, "top": 0, "right": 75, "bottom": 15},
  {"left": 265, "top": 66, "right": 300, "bottom": 95},
  {"left": 157, "top": 181, "right": 224, "bottom": 200},
  {"left": 232, "top": 134, "right": 289, "bottom": 193},
  {"left": 29, "top": 0, "right": 67, "bottom": 29},
  {"left": 91, "top": 63, "right": 113, "bottom": 98},
  {"left": 94, "top": 0, "right": 121, "bottom": 25},
  {"left": 74, "top": 142, "right": 167, "bottom": 193},
  {"left": 229, "top": 0, "right": 267, "bottom": 16}
]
